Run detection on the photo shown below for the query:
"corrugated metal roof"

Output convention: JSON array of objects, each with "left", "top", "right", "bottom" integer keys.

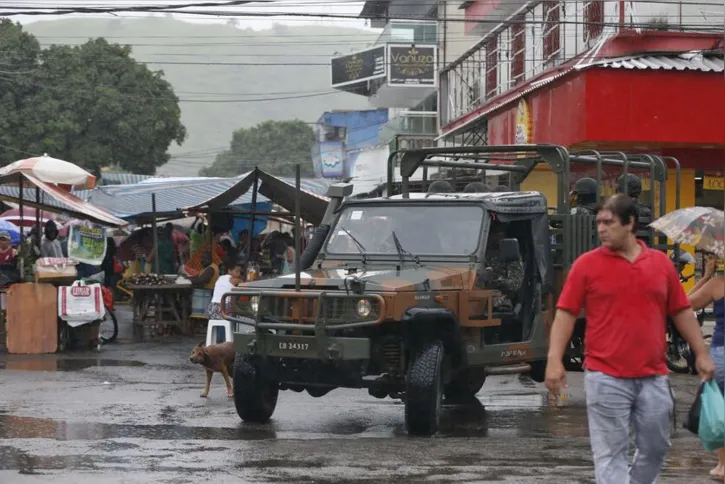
[
  {"left": 593, "top": 53, "right": 724, "bottom": 72},
  {"left": 98, "top": 173, "right": 155, "bottom": 186},
  {"left": 88, "top": 175, "right": 332, "bottom": 220}
]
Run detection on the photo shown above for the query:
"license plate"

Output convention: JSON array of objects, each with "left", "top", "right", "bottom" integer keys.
[{"left": 278, "top": 341, "right": 310, "bottom": 351}]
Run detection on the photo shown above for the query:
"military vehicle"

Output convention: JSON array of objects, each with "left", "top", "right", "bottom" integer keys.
[{"left": 221, "top": 144, "right": 681, "bottom": 436}]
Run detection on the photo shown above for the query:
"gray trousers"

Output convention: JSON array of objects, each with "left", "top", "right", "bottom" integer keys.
[{"left": 585, "top": 370, "right": 674, "bottom": 484}]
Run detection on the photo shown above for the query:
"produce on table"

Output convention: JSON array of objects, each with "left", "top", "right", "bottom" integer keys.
[{"left": 127, "top": 273, "right": 172, "bottom": 286}]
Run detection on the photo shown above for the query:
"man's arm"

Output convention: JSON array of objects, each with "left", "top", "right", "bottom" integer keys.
[
  {"left": 547, "top": 309, "right": 577, "bottom": 361},
  {"left": 671, "top": 309, "right": 709, "bottom": 357}
]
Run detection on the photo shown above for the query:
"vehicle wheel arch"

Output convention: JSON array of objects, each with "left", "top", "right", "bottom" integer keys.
[{"left": 401, "top": 307, "right": 468, "bottom": 370}]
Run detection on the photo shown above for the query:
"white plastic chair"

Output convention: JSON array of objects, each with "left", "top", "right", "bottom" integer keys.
[{"left": 205, "top": 319, "right": 232, "bottom": 346}]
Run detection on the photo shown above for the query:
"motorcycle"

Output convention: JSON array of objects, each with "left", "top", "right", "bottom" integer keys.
[
  {"left": 666, "top": 251, "right": 710, "bottom": 374},
  {"left": 57, "top": 271, "right": 118, "bottom": 352}
]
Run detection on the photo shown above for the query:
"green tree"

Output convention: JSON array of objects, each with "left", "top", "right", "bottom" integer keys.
[
  {"left": 200, "top": 120, "right": 316, "bottom": 177},
  {"left": 0, "top": 20, "right": 186, "bottom": 175}
]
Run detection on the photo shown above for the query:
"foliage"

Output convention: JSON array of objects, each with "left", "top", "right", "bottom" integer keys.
[
  {"left": 0, "top": 20, "right": 186, "bottom": 175},
  {"left": 200, "top": 120, "right": 315, "bottom": 177},
  {"left": 25, "top": 18, "right": 377, "bottom": 176}
]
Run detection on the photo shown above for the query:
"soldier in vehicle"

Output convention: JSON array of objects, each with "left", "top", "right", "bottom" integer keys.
[
  {"left": 427, "top": 180, "right": 454, "bottom": 194},
  {"left": 463, "top": 181, "right": 489, "bottom": 193},
  {"left": 570, "top": 177, "right": 599, "bottom": 215},
  {"left": 616, "top": 173, "right": 652, "bottom": 222},
  {"left": 484, "top": 225, "right": 524, "bottom": 312}
]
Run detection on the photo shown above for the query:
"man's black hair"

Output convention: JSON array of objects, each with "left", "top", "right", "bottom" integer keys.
[{"left": 596, "top": 193, "right": 638, "bottom": 233}]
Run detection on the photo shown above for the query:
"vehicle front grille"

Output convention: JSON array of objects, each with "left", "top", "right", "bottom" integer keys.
[{"left": 260, "top": 295, "right": 382, "bottom": 324}]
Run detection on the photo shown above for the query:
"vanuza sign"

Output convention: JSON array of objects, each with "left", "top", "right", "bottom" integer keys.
[{"left": 387, "top": 45, "right": 437, "bottom": 87}]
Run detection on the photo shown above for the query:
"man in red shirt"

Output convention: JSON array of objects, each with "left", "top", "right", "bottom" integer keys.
[{"left": 545, "top": 193, "right": 715, "bottom": 484}]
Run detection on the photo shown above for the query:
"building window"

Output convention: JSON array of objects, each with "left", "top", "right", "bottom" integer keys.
[
  {"left": 542, "top": 1, "right": 561, "bottom": 65},
  {"left": 510, "top": 18, "right": 525, "bottom": 86},
  {"left": 584, "top": 1, "right": 604, "bottom": 43},
  {"left": 485, "top": 37, "right": 499, "bottom": 99}
]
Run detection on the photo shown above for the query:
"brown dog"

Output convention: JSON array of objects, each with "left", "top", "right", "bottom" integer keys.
[{"left": 189, "top": 341, "right": 236, "bottom": 398}]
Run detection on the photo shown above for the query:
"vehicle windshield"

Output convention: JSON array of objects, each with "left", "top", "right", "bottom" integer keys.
[{"left": 325, "top": 204, "right": 485, "bottom": 257}]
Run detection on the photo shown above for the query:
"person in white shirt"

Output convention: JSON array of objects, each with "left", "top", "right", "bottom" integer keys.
[{"left": 207, "top": 257, "right": 243, "bottom": 322}]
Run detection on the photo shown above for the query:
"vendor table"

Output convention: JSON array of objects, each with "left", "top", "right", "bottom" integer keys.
[{"left": 126, "top": 283, "right": 193, "bottom": 338}]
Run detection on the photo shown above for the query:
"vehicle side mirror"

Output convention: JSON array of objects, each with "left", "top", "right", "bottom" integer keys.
[{"left": 499, "top": 238, "right": 520, "bottom": 263}]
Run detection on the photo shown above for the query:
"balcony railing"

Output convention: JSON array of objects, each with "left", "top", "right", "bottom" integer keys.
[
  {"left": 439, "top": 0, "right": 724, "bottom": 128},
  {"left": 378, "top": 111, "right": 437, "bottom": 144}
]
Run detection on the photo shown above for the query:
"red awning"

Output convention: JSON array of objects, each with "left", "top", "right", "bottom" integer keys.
[{"left": 0, "top": 173, "right": 128, "bottom": 228}]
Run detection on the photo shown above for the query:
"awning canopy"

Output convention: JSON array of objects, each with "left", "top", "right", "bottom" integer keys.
[
  {"left": 87, "top": 170, "right": 332, "bottom": 225},
  {"left": 0, "top": 173, "right": 128, "bottom": 228},
  {"left": 186, "top": 168, "right": 330, "bottom": 226}
]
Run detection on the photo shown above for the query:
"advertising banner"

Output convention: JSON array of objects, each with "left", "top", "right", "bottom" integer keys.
[
  {"left": 319, "top": 141, "right": 345, "bottom": 178},
  {"left": 68, "top": 225, "right": 107, "bottom": 265},
  {"left": 387, "top": 44, "right": 437, "bottom": 87},
  {"left": 331, "top": 45, "right": 386, "bottom": 88}
]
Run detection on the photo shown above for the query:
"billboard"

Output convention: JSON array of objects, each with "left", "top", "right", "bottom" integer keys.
[
  {"left": 331, "top": 45, "right": 386, "bottom": 88},
  {"left": 319, "top": 141, "right": 345, "bottom": 178},
  {"left": 387, "top": 44, "right": 437, "bottom": 87}
]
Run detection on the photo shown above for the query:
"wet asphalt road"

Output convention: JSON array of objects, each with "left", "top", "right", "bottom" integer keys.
[{"left": 0, "top": 325, "right": 721, "bottom": 483}]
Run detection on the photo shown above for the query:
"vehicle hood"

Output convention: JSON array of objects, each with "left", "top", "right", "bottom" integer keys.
[{"left": 238, "top": 266, "right": 474, "bottom": 292}]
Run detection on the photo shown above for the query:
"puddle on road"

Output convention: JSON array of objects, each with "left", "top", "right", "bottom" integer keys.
[{"left": 0, "top": 358, "right": 146, "bottom": 372}]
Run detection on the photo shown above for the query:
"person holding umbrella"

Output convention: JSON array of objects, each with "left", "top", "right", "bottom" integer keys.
[{"left": 650, "top": 206, "right": 725, "bottom": 480}]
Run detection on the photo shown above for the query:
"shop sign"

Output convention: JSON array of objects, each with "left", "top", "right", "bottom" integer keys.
[
  {"left": 68, "top": 225, "right": 107, "bottom": 265},
  {"left": 319, "top": 140, "right": 345, "bottom": 178},
  {"left": 703, "top": 175, "right": 724, "bottom": 191},
  {"left": 514, "top": 99, "right": 531, "bottom": 145},
  {"left": 331, "top": 45, "right": 386, "bottom": 88},
  {"left": 387, "top": 44, "right": 437, "bottom": 87}
]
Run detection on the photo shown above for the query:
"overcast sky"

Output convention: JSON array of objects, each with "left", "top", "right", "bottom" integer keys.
[{"left": 10, "top": 0, "right": 374, "bottom": 31}]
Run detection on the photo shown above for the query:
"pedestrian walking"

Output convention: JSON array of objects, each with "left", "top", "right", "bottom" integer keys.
[
  {"left": 545, "top": 193, "right": 716, "bottom": 484},
  {"left": 686, "top": 254, "right": 725, "bottom": 480}
]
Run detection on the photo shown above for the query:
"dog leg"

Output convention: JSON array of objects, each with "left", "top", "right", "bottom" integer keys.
[
  {"left": 221, "top": 367, "right": 234, "bottom": 398},
  {"left": 201, "top": 369, "right": 212, "bottom": 398}
]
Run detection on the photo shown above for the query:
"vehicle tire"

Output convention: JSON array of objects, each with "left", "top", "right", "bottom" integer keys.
[
  {"left": 563, "top": 335, "right": 584, "bottom": 372},
  {"left": 57, "top": 323, "right": 69, "bottom": 353},
  {"left": 405, "top": 340, "right": 444, "bottom": 437},
  {"left": 444, "top": 369, "right": 485, "bottom": 403},
  {"left": 233, "top": 353, "right": 279, "bottom": 423},
  {"left": 665, "top": 327, "right": 690, "bottom": 374},
  {"left": 306, "top": 387, "right": 332, "bottom": 398},
  {"left": 100, "top": 306, "right": 118, "bottom": 345},
  {"left": 529, "top": 360, "right": 546, "bottom": 383}
]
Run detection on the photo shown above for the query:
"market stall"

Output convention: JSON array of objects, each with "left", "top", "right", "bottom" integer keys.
[
  {"left": 124, "top": 273, "right": 193, "bottom": 338},
  {"left": 0, "top": 158, "right": 128, "bottom": 354}
]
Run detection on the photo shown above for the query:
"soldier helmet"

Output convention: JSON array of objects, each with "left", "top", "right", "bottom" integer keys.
[
  {"left": 616, "top": 173, "right": 643, "bottom": 197},
  {"left": 463, "top": 181, "right": 488, "bottom": 193},
  {"left": 427, "top": 180, "right": 454, "bottom": 194},
  {"left": 572, "top": 177, "right": 598, "bottom": 196}
]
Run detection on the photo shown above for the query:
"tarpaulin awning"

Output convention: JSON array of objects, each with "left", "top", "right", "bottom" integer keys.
[
  {"left": 186, "top": 168, "right": 330, "bottom": 226},
  {"left": 0, "top": 172, "right": 128, "bottom": 228}
]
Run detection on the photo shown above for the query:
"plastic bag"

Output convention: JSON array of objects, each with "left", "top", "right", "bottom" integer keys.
[
  {"left": 698, "top": 380, "right": 725, "bottom": 452},
  {"left": 684, "top": 382, "right": 704, "bottom": 435}
]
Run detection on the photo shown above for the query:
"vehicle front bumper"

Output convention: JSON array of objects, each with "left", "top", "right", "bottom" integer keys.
[{"left": 222, "top": 290, "right": 383, "bottom": 361}]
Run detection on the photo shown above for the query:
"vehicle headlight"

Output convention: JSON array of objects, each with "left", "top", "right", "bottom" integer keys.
[
  {"left": 356, "top": 299, "right": 372, "bottom": 318},
  {"left": 250, "top": 296, "right": 259, "bottom": 314}
]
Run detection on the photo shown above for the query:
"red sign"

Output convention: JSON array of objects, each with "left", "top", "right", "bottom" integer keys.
[{"left": 70, "top": 285, "right": 91, "bottom": 297}]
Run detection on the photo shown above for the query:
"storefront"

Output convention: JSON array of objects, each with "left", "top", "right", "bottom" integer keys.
[{"left": 439, "top": 51, "right": 725, "bottom": 214}]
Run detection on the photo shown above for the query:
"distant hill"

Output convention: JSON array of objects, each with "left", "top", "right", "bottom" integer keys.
[{"left": 24, "top": 17, "right": 379, "bottom": 176}]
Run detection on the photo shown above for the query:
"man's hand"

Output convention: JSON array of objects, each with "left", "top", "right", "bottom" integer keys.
[
  {"left": 695, "top": 352, "right": 716, "bottom": 381},
  {"left": 545, "top": 359, "right": 568, "bottom": 401}
]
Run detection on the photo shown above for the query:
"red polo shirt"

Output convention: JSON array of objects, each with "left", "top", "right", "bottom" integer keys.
[{"left": 556, "top": 240, "right": 691, "bottom": 378}]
